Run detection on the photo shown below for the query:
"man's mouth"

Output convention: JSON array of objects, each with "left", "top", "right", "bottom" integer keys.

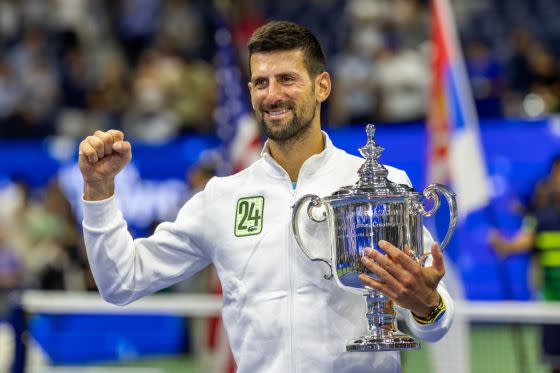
[{"left": 265, "top": 108, "right": 290, "bottom": 119}]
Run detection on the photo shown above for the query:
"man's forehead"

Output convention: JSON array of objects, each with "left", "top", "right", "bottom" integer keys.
[{"left": 249, "top": 49, "right": 306, "bottom": 76}]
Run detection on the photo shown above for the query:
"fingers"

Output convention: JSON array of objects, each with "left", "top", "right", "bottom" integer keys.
[
  {"left": 98, "top": 130, "right": 117, "bottom": 157},
  {"left": 378, "top": 240, "right": 418, "bottom": 272},
  {"left": 79, "top": 140, "right": 98, "bottom": 163},
  {"left": 113, "top": 140, "right": 132, "bottom": 158},
  {"left": 404, "top": 244, "right": 412, "bottom": 258},
  {"left": 107, "top": 129, "right": 124, "bottom": 143},
  {"left": 105, "top": 130, "right": 129, "bottom": 155},
  {"left": 362, "top": 248, "right": 402, "bottom": 280},
  {"left": 79, "top": 129, "right": 127, "bottom": 163},
  {"left": 358, "top": 274, "right": 399, "bottom": 300},
  {"left": 430, "top": 242, "right": 445, "bottom": 276},
  {"left": 361, "top": 250, "right": 403, "bottom": 290}
]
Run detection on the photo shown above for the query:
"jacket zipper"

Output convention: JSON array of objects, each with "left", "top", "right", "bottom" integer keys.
[{"left": 288, "top": 177, "right": 297, "bottom": 373}]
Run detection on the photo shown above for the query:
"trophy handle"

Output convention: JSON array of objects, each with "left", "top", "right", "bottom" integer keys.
[
  {"left": 291, "top": 194, "right": 333, "bottom": 280},
  {"left": 418, "top": 184, "right": 458, "bottom": 265}
]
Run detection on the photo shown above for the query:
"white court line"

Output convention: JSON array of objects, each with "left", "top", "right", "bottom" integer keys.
[
  {"left": 19, "top": 291, "right": 560, "bottom": 324},
  {"left": 20, "top": 291, "right": 223, "bottom": 316},
  {"left": 29, "top": 368, "right": 163, "bottom": 373}
]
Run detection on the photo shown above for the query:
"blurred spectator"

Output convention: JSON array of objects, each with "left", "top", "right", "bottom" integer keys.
[
  {"left": 40, "top": 179, "right": 83, "bottom": 290},
  {"left": 502, "top": 29, "right": 535, "bottom": 116},
  {"left": 16, "top": 57, "right": 59, "bottom": 137},
  {"left": 186, "top": 155, "right": 219, "bottom": 196},
  {"left": 0, "top": 59, "right": 21, "bottom": 132},
  {"left": 0, "top": 223, "right": 23, "bottom": 317},
  {"left": 0, "top": 0, "right": 21, "bottom": 45},
  {"left": 84, "top": 51, "right": 131, "bottom": 135},
  {"left": 4, "top": 27, "right": 59, "bottom": 137},
  {"left": 116, "top": 0, "right": 162, "bottom": 66},
  {"left": 375, "top": 31, "right": 428, "bottom": 123},
  {"left": 329, "top": 36, "right": 379, "bottom": 125},
  {"left": 490, "top": 155, "right": 560, "bottom": 373},
  {"left": 506, "top": 29, "right": 534, "bottom": 97},
  {"left": 465, "top": 39, "right": 504, "bottom": 118},
  {"left": 528, "top": 45, "right": 560, "bottom": 114},
  {"left": 58, "top": 39, "right": 88, "bottom": 110},
  {"left": 4, "top": 177, "right": 83, "bottom": 291},
  {"left": 392, "top": 0, "right": 429, "bottom": 51},
  {"left": 172, "top": 56, "right": 216, "bottom": 134},
  {"left": 8, "top": 27, "right": 51, "bottom": 78},
  {"left": 159, "top": 0, "right": 214, "bottom": 60},
  {"left": 327, "top": 0, "right": 384, "bottom": 125},
  {"left": 122, "top": 46, "right": 181, "bottom": 142}
]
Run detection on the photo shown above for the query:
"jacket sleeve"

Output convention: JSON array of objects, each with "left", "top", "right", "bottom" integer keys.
[{"left": 82, "top": 185, "right": 213, "bottom": 306}]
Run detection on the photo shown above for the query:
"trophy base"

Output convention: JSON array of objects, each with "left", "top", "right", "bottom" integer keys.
[{"left": 346, "top": 332, "right": 420, "bottom": 352}]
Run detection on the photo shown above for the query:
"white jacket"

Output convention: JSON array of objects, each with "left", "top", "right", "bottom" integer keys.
[{"left": 82, "top": 133, "right": 454, "bottom": 373}]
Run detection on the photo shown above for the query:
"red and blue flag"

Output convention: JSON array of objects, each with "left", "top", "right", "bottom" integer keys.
[{"left": 428, "top": 0, "right": 490, "bottom": 218}]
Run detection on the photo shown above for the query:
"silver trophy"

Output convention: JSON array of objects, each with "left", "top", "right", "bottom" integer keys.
[{"left": 292, "top": 124, "right": 458, "bottom": 352}]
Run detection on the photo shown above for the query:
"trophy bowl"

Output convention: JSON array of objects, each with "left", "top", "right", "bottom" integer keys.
[{"left": 292, "top": 124, "right": 457, "bottom": 352}]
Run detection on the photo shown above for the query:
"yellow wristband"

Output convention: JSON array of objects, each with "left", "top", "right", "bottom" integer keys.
[{"left": 412, "top": 293, "right": 446, "bottom": 325}]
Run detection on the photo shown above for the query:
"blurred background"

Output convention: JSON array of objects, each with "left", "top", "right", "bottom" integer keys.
[{"left": 0, "top": 0, "right": 559, "bottom": 372}]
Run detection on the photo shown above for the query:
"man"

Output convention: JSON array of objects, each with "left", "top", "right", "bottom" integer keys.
[{"left": 79, "top": 21, "right": 453, "bottom": 372}]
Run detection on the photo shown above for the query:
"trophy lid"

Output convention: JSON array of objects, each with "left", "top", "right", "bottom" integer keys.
[{"left": 332, "top": 124, "right": 413, "bottom": 198}]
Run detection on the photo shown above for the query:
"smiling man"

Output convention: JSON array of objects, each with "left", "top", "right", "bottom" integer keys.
[{"left": 79, "top": 21, "right": 454, "bottom": 372}]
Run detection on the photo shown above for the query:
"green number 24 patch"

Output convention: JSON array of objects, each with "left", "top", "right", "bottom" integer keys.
[{"left": 235, "top": 196, "right": 264, "bottom": 237}]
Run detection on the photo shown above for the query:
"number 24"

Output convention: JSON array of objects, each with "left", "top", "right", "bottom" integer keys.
[{"left": 237, "top": 201, "right": 261, "bottom": 230}]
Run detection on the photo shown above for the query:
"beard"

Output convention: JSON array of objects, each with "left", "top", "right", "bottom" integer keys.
[{"left": 257, "top": 98, "right": 317, "bottom": 143}]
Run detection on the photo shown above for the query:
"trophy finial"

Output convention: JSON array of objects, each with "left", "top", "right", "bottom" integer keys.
[
  {"left": 366, "top": 124, "right": 375, "bottom": 143},
  {"left": 357, "top": 123, "right": 388, "bottom": 187},
  {"left": 359, "top": 123, "right": 383, "bottom": 160}
]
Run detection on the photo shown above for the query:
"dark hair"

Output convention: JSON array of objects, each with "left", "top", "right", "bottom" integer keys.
[{"left": 247, "top": 21, "right": 327, "bottom": 76}]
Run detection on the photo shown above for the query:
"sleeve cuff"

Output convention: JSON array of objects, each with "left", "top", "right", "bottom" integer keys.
[{"left": 82, "top": 194, "right": 120, "bottom": 228}]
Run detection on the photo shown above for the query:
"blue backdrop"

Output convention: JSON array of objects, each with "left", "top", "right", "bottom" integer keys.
[{"left": 3, "top": 117, "right": 560, "bottom": 302}]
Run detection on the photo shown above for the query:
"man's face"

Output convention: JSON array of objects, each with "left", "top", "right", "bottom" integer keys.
[{"left": 248, "top": 49, "right": 318, "bottom": 142}]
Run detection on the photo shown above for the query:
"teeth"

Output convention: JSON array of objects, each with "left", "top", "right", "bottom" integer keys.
[{"left": 268, "top": 109, "right": 288, "bottom": 116}]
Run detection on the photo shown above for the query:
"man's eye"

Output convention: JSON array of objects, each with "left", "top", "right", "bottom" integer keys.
[
  {"left": 254, "top": 79, "right": 267, "bottom": 88},
  {"left": 281, "top": 75, "right": 294, "bottom": 83}
]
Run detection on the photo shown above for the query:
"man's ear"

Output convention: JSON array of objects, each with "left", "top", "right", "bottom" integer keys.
[{"left": 316, "top": 72, "right": 331, "bottom": 103}]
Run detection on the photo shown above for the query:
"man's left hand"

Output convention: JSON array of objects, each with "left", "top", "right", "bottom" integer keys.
[{"left": 359, "top": 240, "right": 445, "bottom": 318}]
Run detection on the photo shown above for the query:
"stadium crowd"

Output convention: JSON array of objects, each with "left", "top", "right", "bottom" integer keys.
[{"left": 0, "top": 0, "right": 560, "bottom": 297}]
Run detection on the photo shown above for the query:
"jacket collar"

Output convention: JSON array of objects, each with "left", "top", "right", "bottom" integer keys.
[{"left": 260, "top": 131, "right": 336, "bottom": 179}]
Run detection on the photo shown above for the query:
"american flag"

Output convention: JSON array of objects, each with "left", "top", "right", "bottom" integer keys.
[{"left": 214, "top": 17, "right": 262, "bottom": 174}]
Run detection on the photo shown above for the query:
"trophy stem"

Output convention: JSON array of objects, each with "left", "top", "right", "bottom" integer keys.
[
  {"left": 365, "top": 288, "right": 396, "bottom": 336},
  {"left": 346, "top": 287, "right": 421, "bottom": 352}
]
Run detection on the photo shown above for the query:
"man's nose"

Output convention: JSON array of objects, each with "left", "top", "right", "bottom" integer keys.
[{"left": 264, "top": 81, "right": 283, "bottom": 104}]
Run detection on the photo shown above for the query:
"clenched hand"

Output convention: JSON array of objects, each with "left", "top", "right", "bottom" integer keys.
[{"left": 78, "top": 130, "right": 132, "bottom": 201}]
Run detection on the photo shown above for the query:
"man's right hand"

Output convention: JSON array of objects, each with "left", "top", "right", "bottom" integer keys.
[{"left": 78, "top": 130, "right": 132, "bottom": 201}]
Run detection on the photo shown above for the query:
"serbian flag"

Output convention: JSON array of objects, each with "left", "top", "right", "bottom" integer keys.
[
  {"left": 427, "top": 2, "right": 490, "bottom": 372},
  {"left": 428, "top": 0, "right": 490, "bottom": 218}
]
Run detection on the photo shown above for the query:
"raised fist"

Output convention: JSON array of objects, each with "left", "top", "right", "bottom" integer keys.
[{"left": 78, "top": 130, "right": 132, "bottom": 200}]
